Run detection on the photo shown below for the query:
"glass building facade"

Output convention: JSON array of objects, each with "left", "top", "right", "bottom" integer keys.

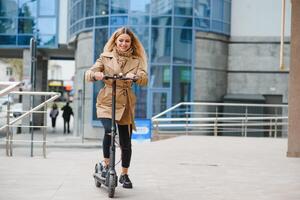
[
  {"left": 0, "top": 0, "right": 58, "bottom": 47},
  {"left": 68, "top": 0, "right": 231, "bottom": 123}
]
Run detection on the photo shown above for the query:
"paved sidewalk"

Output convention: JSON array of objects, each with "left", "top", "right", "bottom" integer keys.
[{"left": 0, "top": 136, "right": 300, "bottom": 200}]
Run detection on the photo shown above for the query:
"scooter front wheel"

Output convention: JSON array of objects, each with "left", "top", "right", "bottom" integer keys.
[{"left": 108, "top": 174, "right": 117, "bottom": 198}]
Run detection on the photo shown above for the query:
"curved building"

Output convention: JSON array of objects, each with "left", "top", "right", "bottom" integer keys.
[{"left": 69, "top": 0, "right": 231, "bottom": 137}]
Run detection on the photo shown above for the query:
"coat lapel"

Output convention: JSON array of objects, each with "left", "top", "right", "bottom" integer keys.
[{"left": 122, "top": 57, "right": 139, "bottom": 74}]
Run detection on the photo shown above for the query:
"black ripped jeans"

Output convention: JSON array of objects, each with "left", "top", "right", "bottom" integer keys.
[{"left": 100, "top": 118, "right": 132, "bottom": 168}]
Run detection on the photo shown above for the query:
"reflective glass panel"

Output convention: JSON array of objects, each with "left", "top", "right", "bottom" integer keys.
[
  {"left": 131, "top": 26, "right": 149, "bottom": 52},
  {"left": 129, "top": 0, "right": 150, "bottom": 14},
  {"left": 92, "top": 80, "right": 103, "bottom": 121},
  {"left": 174, "top": 17, "right": 192, "bottom": 27},
  {"left": 0, "top": 18, "right": 16, "bottom": 34},
  {"left": 151, "top": 27, "right": 171, "bottom": 63},
  {"left": 38, "top": 35, "right": 56, "bottom": 46},
  {"left": 39, "top": 0, "right": 55, "bottom": 15},
  {"left": 111, "top": 0, "right": 128, "bottom": 14},
  {"left": 93, "top": 28, "right": 108, "bottom": 121},
  {"left": 85, "top": 18, "right": 94, "bottom": 28},
  {"left": 18, "top": 0, "right": 37, "bottom": 17},
  {"left": 133, "top": 86, "right": 147, "bottom": 118},
  {"left": 110, "top": 16, "right": 128, "bottom": 26},
  {"left": 151, "top": 16, "right": 171, "bottom": 26},
  {"left": 212, "top": 0, "right": 223, "bottom": 19},
  {"left": 224, "top": 0, "right": 231, "bottom": 22},
  {"left": 129, "top": 15, "right": 149, "bottom": 25},
  {"left": 94, "top": 28, "right": 108, "bottom": 60},
  {"left": 0, "top": 0, "right": 18, "bottom": 17},
  {"left": 212, "top": 20, "right": 222, "bottom": 31},
  {"left": 0, "top": 35, "right": 16, "bottom": 45},
  {"left": 194, "top": 0, "right": 210, "bottom": 18},
  {"left": 152, "top": 92, "right": 167, "bottom": 116},
  {"left": 18, "top": 18, "right": 36, "bottom": 33},
  {"left": 95, "top": 0, "right": 108, "bottom": 15},
  {"left": 172, "top": 66, "right": 191, "bottom": 104},
  {"left": 85, "top": 0, "right": 94, "bottom": 17},
  {"left": 95, "top": 17, "right": 108, "bottom": 26},
  {"left": 173, "top": 28, "right": 192, "bottom": 64},
  {"left": 38, "top": 18, "right": 56, "bottom": 34},
  {"left": 150, "top": 65, "right": 170, "bottom": 88},
  {"left": 195, "top": 18, "right": 209, "bottom": 29},
  {"left": 174, "top": 0, "right": 193, "bottom": 16},
  {"left": 75, "top": 1, "right": 84, "bottom": 20},
  {"left": 17, "top": 35, "right": 33, "bottom": 45},
  {"left": 151, "top": 0, "right": 172, "bottom": 15}
]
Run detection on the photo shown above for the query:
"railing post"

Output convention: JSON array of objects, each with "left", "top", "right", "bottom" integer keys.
[
  {"left": 42, "top": 98, "right": 47, "bottom": 158},
  {"left": 214, "top": 107, "right": 218, "bottom": 136},
  {"left": 6, "top": 94, "right": 12, "bottom": 156},
  {"left": 269, "top": 119, "right": 273, "bottom": 137},
  {"left": 152, "top": 121, "right": 159, "bottom": 141},
  {"left": 185, "top": 112, "right": 188, "bottom": 136},
  {"left": 274, "top": 107, "right": 278, "bottom": 138},
  {"left": 244, "top": 107, "right": 248, "bottom": 137}
]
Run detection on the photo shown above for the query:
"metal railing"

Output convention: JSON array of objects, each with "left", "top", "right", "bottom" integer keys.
[
  {"left": 0, "top": 91, "right": 60, "bottom": 158},
  {"left": 151, "top": 102, "right": 288, "bottom": 138}
]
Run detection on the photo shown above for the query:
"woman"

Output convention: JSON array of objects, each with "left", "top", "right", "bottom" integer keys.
[{"left": 85, "top": 27, "right": 148, "bottom": 189}]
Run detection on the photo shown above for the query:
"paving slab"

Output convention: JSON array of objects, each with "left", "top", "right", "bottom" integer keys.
[{"left": 0, "top": 136, "right": 300, "bottom": 200}]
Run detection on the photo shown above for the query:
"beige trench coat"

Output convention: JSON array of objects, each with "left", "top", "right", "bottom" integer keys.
[{"left": 85, "top": 51, "right": 148, "bottom": 130}]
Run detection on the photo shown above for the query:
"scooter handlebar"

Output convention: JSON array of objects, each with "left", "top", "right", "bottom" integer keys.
[{"left": 103, "top": 73, "right": 138, "bottom": 81}]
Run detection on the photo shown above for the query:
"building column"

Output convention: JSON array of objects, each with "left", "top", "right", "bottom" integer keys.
[{"left": 287, "top": 0, "right": 300, "bottom": 157}]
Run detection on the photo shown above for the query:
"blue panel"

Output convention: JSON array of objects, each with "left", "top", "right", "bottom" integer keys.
[
  {"left": 111, "top": 0, "right": 129, "bottom": 14},
  {"left": 0, "top": 0, "right": 18, "bottom": 17},
  {"left": 38, "top": 35, "right": 56, "bottom": 46},
  {"left": 17, "top": 35, "right": 33, "bottom": 45},
  {"left": 85, "top": 0, "right": 94, "bottom": 17},
  {"left": 18, "top": 18, "right": 36, "bottom": 33},
  {"left": 151, "top": 16, "right": 172, "bottom": 26},
  {"left": 95, "top": 0, "right": 109, "bottom": 15},
  {"left": 95, "top": 17, "right": 108, "bottom": 26},
  {"left": 18, "top": 0, "right": 37, "bottom": 17},
  {"left": 174, "top": 0, "right": 193, "bottom": 16},
  {"left": 150, "top": 65, "right": 170, "bottom": 88},
  {"left": 0, "top": 18, "right": 17, "bottom": 34},
  {"left": 172, "top": 66, "right": 191, "bottom": 104},
  {"left": 38, "top": 18, "right": 56, "bottom": 34},
  {"left": 39, "top": 0, "right": 55, "bottom": 15},
  {"left": 174, "top": 17, "right": 193, "bottom": 27},
  {"left": 129, "top": 0, "right": 150, "bottom": 14},
  {"left": 151, "top": 27, "right": 171, "bottom": 63},
  {"left": 0, "top": 35, "right": 16, "bottom": 45},
  {"left": 110, "top": 16, "right": 128, "bottom": 26},
  {"left": 173, "top": 28, "right": 192, "bottom": 64}
]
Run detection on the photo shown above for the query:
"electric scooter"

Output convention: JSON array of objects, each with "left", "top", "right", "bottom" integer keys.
[{"left": 93, "top": 73, "right": 136, "bottom": 198}]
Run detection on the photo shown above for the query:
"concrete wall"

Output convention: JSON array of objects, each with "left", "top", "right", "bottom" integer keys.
[
  {"left": 227, "top": 37, "right": 290, "bottom": 103},
  {"left": 73, "top": 31, "right": 104, "bottom": 139},
  {"left": 231, "top": 0, "right": 291, "bottom": 37},
  {"left": 194, "top": 32, "right": 229, "bottom": 102}
]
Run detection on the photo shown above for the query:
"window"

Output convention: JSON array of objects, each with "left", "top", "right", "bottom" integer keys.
[
  {"left": 39, "top": 0, "right": 55, "bottom": 15},
  {"left": 6, "top": 67, "right": 13, "bottom": 76}
]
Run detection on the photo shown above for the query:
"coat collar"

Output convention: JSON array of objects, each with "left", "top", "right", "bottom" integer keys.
[{"left": 101, "top": 51, "right": 139, "bottom": 74}]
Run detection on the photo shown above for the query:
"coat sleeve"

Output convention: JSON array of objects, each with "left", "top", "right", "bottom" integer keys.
[
  {"left": 135, "top": 59, "right": 148, "bottom": 86},
  {"left": 85, "top": 55, "right": 105, "bottom": 82}
]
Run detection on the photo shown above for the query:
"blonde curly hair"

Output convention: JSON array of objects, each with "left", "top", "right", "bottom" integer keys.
[{"left": 103, "top": 26, "right": 147, "bottom": 68}]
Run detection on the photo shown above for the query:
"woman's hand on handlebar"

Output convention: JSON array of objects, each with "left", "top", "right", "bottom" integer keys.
[
  {"left": 125, "top": 73, "right": 136, "bottom": 79},
  {"left": 94, "top": 72, "right": 104, "bottom": 80}
]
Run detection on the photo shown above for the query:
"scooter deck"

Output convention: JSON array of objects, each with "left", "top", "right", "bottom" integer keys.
[{"left": 93, "top": 173, "right": 108, "bottom": 186}]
